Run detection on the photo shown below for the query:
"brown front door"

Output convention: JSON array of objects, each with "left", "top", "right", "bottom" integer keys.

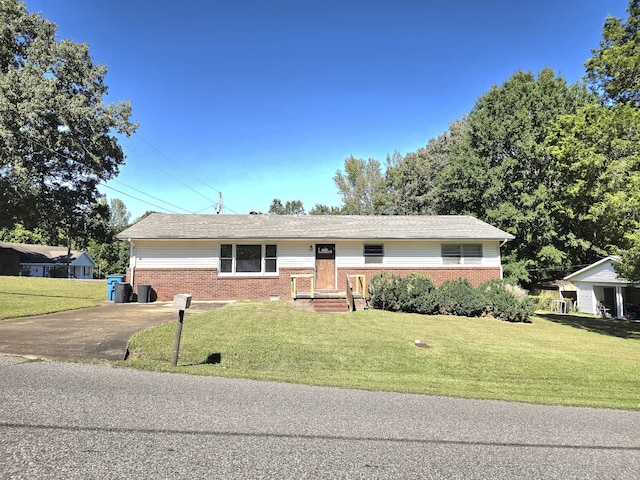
[{"left": 315, "top": 244, "right": 335, "bottom": 290}]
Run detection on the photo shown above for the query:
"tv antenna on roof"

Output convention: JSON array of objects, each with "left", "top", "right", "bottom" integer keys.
[{"left": 215, "top": 192, "right": 223, "bottom": 214}]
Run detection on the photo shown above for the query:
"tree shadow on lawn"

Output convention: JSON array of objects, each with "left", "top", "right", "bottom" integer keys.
[{"left": 538, "top": 313, "right": 640, "bottom": 340}]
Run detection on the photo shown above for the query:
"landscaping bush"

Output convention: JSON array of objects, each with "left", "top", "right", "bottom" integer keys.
[
  {"left": 369, "top": 273, "right": 532, "bottom": 322},
  {"left": 369, "top": 271, "right": 437, "bottom": 313},
  {"left": 529, "top": 295, "right": 554, "bottom": 312},
  {"left": 368, "top": 271, "right": 400, "bottom": 311},
  {"left": 436, "top": 278, "right": 485, "bottom": 317},
  {"left": 396, "top": 272, "right": 437, "bottom": 314},
  {"left": 480, "top": 279, "right": 535, "bottom": 323}
]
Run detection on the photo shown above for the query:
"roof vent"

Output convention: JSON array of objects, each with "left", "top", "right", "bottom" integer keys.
[{"left": 249, "top": 211, "right": 259, "bottom": 215}]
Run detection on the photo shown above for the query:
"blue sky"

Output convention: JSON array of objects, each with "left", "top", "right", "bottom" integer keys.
[{"left": 26, "top": 0, "right": 628, "bottom": 220}]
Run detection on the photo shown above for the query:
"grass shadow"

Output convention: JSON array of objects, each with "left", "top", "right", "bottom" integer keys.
[{"left": 537, "top": 313, "right": 640, "bottom": 340}]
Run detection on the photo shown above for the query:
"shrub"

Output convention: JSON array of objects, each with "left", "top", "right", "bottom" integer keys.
[
  {"left": 529, "top": 295, "right": 554, "bottom": 312},
  {"left": 396, "top": 272, "right": 437, "bottom": 314},
  {"left": 369, "top": 273, "right": 533, "bottom": 322},
  {"left": 435, "top": 278, "right": 485, "bottom": 317},
  {"left": 369, "top": 271, "right": 437, "bottom": 313},
  {"left": 479, "top": 279, "right": 535, "bottom": 323},
  {"left": 368, "top": 271, "right": 400, "bottom": 311}
]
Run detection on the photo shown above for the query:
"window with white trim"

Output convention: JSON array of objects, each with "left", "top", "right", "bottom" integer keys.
[
  {"left": 441, "top": 244, "right": 483, "bottom": 265},
  {"left": 265, "top": 244, "right": 277, "bottom": 273},
  {"left": 219, "top": 244, "right": 278, "bottom": 274},
  {"left": 364, "top": 244, "right": 384, "bottom": 264}
]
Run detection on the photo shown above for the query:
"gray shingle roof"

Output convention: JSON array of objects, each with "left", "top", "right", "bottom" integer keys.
[
  {"left": 117, "top": 214, "right": 515, "bottom": 241},
  {"left": 0, "top": 242, "right": 84, "bottom": 263}
]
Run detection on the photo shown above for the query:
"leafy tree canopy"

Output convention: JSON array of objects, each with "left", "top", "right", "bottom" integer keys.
[
  {"left": 309, "top": 203, "right": 343, "bottom": 215},
  {"left": 0, "top": 0, "right": 137, "bottom": 232},
  {"left": 383, "top": 120, "right": 467, "bottom": 215},
  {"left": 438, "top": 68, "right": 594, "bottom": 284},
  {"left": 551, "top": 0, "right": 640, "bottom": 280},
  {"left": 585, "top": 0, "right": 640, "bottom": 105},
  {"left": 333, "top": 155, "right": 386, "bottom": 215},
  {"left": 268, "top": 198, "right": 305, "bottom": 215}
]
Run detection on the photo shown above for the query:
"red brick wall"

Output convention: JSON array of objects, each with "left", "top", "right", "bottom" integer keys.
[
  {"left": 128, "top": 267, "right": 313, "bottom": 301},
  {"left": 126, "top": 266, "right": 502, "bottom": 301}
]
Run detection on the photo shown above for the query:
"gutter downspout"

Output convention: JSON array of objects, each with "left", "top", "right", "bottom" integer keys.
[
  {"left": 499, "top": 238, "right": 509, "bottom": 279},
  {"left": 128, "top": 239, "right": 136, "bottom": 288}
]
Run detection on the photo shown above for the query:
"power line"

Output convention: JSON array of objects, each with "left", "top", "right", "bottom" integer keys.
[
  {"left": 122, "top": 142, "right": 215, "bottom": 204},
  {"left": 100, "top": 183, "right": 182, "bottom": 214},
  {"left": 122, "top": 134, "right": 241, "bottom": 214},
  {"left": 14, "top": 131, "right": 193, "bottom": 214},
  {"left": 15, "top": 129, "right": 240, "bottom": 214},
  {"left": 135, "top": 134, "right": 223, "bottom": 196},
  {"left": 109, "top": 178, "right": 194, "bottom": 214}
]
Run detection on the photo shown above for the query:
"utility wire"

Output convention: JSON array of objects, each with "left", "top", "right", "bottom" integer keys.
[
  {"left": 123, "top": 134, "right": 241, "bottom": 214},
  {"left": 15, "top": 131, "right": 198, "bottom": 214},
  {"left": 135, "top": 134, "right": 223, "bottom": 195},
  {"left": 100, "top": 183, "right": 181, "bottom": 214},
  {"left": 123, "top": 142, "right": 215, "bottom": 204},
  {"left": 16, "top": 129, "right": 240, "bottom": 215},
  {"left": 109, "top": 178, "right": 194, "bottom": 214}
]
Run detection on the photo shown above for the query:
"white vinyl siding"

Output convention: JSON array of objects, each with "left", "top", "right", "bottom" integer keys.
[
  {"left": 277, "top": 242, "right": 315, "bottom": 268},
  {"left": 575, "top": 283, "right": 596, "bottom": 315},
  {"left": 133, "top": 240, "right": 217, "bottom": 268},
  {"left": 131, "top": 239, "right": 503, "bottom": 270},
  {"left": 384, "top": 241, "right": 441, "bottom": 267},
  {"left": 336, "top": 241, "right": 500, "bottom": 267}
]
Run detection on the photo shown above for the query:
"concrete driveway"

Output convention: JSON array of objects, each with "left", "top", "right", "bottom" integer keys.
[{"left": 0, "top": 300, "right": 228, "bottom": 362}]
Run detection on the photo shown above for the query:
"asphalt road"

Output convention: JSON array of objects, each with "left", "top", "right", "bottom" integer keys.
[{"left": 1, "top": 356, "right": 638, "bottom": 479}]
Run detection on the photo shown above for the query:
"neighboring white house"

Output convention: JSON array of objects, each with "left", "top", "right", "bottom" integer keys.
[
  {"left": 0, "top": 242, "right": 96, "bottom": 279},
  {"left": 564, "top": 256, "right": 640, "bottom": 319},
  {"left": 116, "top": 213, "right": 514, "bottom": 304}
]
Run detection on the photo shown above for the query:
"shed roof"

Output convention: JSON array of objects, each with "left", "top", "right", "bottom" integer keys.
[{"left": 117, "top": 213, "right": 515, "bottom": 241}]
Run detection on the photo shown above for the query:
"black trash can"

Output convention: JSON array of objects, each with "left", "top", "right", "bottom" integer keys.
[
  {"left": 137, "top": 284, "right": 151, "bottom": 303},
  {"left": 114, "top": 282, "right": 131, "bottom": 303}
]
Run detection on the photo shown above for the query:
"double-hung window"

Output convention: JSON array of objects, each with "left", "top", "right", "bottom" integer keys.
[
  {"left": 441, "top": 244, "right": 483, "bottom": 265},
  {"left": 219, "top": 244, "right": 278, "bottom": 274},
  {"left": 364, "top": 244, "right": 384, "bottom": 264}
]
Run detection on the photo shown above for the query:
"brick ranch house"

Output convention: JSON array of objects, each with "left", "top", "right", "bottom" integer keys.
[{"left": 116, "top": 213, "right": 514, "bottom": 308}]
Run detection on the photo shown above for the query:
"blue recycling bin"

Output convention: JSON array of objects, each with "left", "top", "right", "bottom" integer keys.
[{"left": 107, "top": 275, "right": 125, "bottom": 301}]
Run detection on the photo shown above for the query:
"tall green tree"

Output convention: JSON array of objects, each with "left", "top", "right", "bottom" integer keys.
[
  {"left": 547, "top": 104, "right": 640, "bottom": 265},
  {"left": 0, "top": 0, "right": 137, "bottom": 231},
  {"left": 268, "top": 198, "right": 305, "bottom": 215},
  {"left": 109, "top": 198, "right": 131, "bottom": 233},
  {"left": 585, "top": 0, "right": 640, "bottom": 105},
  {"left": 308, "top": 204, "right": 343, "bottom": 215},
  {"left": 550, "top": 0, "right": 640, "bottom": 280},
  {"left": 334, "top": 155, "right": 386, "bottom": 215},
  {"left": 439, "top": 69, "right": 593, "bottom": 284},
  {"left": 83, "top": 197, "right": 131, "bottom": 276},
  {"left": 384, "top": 120, "right": 468, "bottom": 215}
]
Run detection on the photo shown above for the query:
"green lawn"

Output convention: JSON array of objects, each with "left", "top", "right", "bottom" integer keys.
[
  {"left": 0, "top": 276, "right": 105, "bottom": 319},
  {"left": 123, "top": 301, "right": 640, "bottom": 410}
]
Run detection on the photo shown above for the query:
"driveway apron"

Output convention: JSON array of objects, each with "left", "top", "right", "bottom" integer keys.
[{"left": 0, "top": 301, "right": 227, "bottom": 361}]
